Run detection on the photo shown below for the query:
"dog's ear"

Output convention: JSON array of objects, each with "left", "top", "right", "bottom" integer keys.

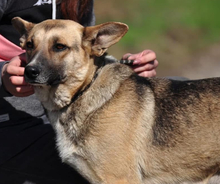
[
  {"left": 11, "top": 17, "right": 35, "bottom": 48},
  {"left": 83, "top": 22, "right": 128, "bottom": 57}
]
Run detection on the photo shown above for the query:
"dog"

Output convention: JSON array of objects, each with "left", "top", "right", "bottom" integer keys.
[{"left": 12, "top": 17, "right": 220, "bottom": 184}]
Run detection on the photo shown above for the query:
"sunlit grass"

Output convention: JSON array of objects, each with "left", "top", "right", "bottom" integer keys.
[
  {"left": 118, "top": 0, "right": 220, "bottom": 50},
  {"left": 95, "top": 0, "right": 220, "bottom": 77}
]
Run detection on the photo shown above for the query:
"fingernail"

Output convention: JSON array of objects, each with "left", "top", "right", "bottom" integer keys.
[
  {"left": 133, "top": 59, "right": 141, "bottom": 65},
  {"left": 126, "top": 54, "right": 132, "bottom": 59}
]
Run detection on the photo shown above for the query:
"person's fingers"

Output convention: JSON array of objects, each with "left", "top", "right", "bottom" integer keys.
[
  {"left": 10, "top": 76, "right": 29, "bottom": 86},
  {"left": 122, "top": 53, "right": 132, "bottom": 60},
  {"left": 122, "top": 50, "right": 158, "bottom": 78},
  {"left": 9, "top": 55, "right": 23, "bottom": 66},
  {"left": 6, "top": 64, "right": 25, "bottom": 76},
  {"left": 10, "top": 85, "right": 34, "bottom": 97},
  {"left": 15, "top": 85, "right": 34, "bottom": 94},
  {"left": 1, "top": 54, "right": 33, "bottom": 97},
  {"left": 132, "top": 60, "right": 158, "bottom": 73},
  {"left": 130, "top": 51, "right": 157, "bottom": 65},
  {"left": 137, "top": 70, "right": 157, "bottom": 78}
]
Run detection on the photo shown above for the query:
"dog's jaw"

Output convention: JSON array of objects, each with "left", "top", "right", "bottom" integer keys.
[
  {"left": 34, "top": 85, "right": 72, "bottom": 111},
  {"left": 34, "top": 72, "right": 95, "bottom": 111}
]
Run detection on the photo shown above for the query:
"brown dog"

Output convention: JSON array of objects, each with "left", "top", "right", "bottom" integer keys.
[{"left": 12, "top": 17, "right": 220, "bottom": 184}]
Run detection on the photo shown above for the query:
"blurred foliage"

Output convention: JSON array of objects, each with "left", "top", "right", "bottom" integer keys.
[{"left": 94, "top": 0, "right": 220, "bottom": 78}]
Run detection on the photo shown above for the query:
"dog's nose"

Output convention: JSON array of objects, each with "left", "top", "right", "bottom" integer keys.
[{"left": 25, "top": 66, "right": 40, "bottom": 79}]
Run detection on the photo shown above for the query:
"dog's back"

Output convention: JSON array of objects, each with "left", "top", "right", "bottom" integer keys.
[
  {"left": 86, "top": 66, "right": 220, "bottom": 183},
  {"left": 134, "top": 77, "right": 220, "bottom": 183}
]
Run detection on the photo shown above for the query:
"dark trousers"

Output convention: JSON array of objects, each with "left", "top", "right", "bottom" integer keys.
[{"left": 0, "top": 117, "right": 89, "bottom": 184}]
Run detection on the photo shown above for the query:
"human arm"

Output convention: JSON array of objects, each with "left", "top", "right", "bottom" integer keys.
[
  {"left": 122, "top": 49, "right": 158, "bottom": 77},
  {"left": 0, "top": 2, "right": 34, "bottom": 97},
  {"left": 0, "top": 54, "right": 34, "bottom": 97}
]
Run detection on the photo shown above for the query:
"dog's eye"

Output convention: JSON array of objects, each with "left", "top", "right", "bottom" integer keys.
[
  {"left": 54, "top": 44, "right": 67, "bottom": 52},
  {"left": 26, "top": 41, "right": 34, "bottom": 49}
]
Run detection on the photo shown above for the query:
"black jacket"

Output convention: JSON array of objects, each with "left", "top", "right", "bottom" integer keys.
[{"left": 0, "top": 0, "right": 95, "bottom": 46}]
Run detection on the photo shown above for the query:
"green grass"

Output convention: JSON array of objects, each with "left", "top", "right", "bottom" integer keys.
[
  {"left": 95, "top": 0, "right": 220, "bottom": 77},
  {"left": 111, "top": 0, "right": 220, "bottom": 50}
]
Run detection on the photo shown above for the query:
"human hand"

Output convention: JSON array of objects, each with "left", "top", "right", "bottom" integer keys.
[
  {"left": 1, "top": 54, "right": 34, "bottom": 97},
  {"left": 122, "top": 50, "right": 158, "bottom": 77}
]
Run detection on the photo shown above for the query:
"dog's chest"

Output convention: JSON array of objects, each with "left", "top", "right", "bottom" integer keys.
[
  {"left": 47, "top": 111, "right": 100, "bottom": 182},
  {"left": 48, "top": 111, "right": 79, "bottom": 155}
]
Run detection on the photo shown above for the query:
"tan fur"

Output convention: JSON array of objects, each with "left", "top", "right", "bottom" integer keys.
[{"left": 12, "top": 17, "right": 220, "bottom": 184}]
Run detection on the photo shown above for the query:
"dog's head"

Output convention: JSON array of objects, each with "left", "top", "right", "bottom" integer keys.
[{"left": 12, "top": 17, "right": 128, "bottom": 87}]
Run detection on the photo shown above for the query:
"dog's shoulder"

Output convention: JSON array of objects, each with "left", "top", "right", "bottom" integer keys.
[{"left": 95, "top": 54, "right": 134, "bottom": 82}]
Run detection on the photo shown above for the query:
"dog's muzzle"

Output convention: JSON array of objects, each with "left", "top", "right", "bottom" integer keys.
[
  {"left": 25, "top": 65, "right": 66, "bottom": 86},
  {"left": 25, "top": 66, "right": 41, "bottom": 82}
]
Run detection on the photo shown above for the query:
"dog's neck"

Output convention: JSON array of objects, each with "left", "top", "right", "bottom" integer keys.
[
  {"left": 71, "top": 64, "right": 99, "bottom": 103},
  {"left": 36, "top": 54, "right": 117, "bottom": 112},
  {"left": 50, "top": 60, "right": 134, "bottom": 144},
  {"left": 70, "top": 54, "right": 110, "bottom": 103}
]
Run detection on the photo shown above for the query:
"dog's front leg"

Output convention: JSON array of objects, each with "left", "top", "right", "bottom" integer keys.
[
  {"left": 101, "top": 175, "right": 141, "bottom": 184},
  {"left": 114, "top": 180, "right": 130, "bottom": 184},
  {"left": 103, "top": 179, "right": 130, "bottom": 184}
]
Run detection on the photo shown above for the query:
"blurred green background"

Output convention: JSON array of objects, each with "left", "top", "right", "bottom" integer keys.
[{"left": 94, "top": 0, "right": 220, "bottom": 79}]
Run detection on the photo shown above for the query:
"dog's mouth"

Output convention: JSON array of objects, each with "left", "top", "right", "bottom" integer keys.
[
  {"left": 24, "top": 65, "right": 67, "bottom": 86},
  {"left": 47, "top": 75, "right": 67, "bottom": 86},
  {"left": 25, "top": 75, "right": 67, "bottom": 86}
]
